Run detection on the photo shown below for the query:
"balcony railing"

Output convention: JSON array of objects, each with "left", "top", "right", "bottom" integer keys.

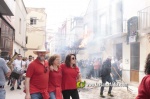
[{"left": 138, "top": 6, "right": 150, "bottom": 31}]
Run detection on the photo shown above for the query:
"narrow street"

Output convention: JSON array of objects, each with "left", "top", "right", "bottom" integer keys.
[{"left": 5, "top": 79, "right": 137, "bottom": 99}]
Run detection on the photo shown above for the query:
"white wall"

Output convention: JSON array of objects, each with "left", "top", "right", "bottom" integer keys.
[
  {"left": 122, "top": 41, "right": 131, "bottom": 83},
  {"left": 13, "top": 0, "right": 27, "bottom": 56}
]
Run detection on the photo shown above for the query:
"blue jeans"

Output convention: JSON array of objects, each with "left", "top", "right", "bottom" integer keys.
[
  {"left": 31, "top": 93, "right": 43, "bottom": 99},
  {"left": 49, "top": 92, "right": 56, "bottom": 99},
  {"left": 0, "top": 88, "right": 6, "bottom": 99}
]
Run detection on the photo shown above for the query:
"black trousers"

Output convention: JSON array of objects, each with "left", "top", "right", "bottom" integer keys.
[
  {"left": 100, "top": 75, "right": 113, "bottom": 94},
  {"left": 62, "top": 89, "right": 79, "bottom": 99}
]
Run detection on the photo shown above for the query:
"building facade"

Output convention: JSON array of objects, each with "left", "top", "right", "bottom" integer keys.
[
  {"left": 121, "top": 0, "right": 150, "bottom": 83},
  {"left": 69, "top": 17, "right": 84, "bottom": 60},
  {"left": 0, "top": 0, "right": 15, "bottom": 58},
  {"left": 25, "top": 8, "right": 47, "bottom": 58},
  {"left": 83, "top": 0, "right": 150, "bottom": 84},
  {"left": 13, "top": 0, "right": 27, "bottom": 56}
]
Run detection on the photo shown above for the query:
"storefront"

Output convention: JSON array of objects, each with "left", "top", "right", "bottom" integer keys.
[
  {"left": 0, "top": 0, "right": 14, "bottom": 58},
  {"left": 0, "top": 17, "right": 14, "bottom": 58}
]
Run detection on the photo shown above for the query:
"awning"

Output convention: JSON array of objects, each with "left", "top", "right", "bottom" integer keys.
[{"left": 0, "top": 0, "right": 13, "bottom": 16}]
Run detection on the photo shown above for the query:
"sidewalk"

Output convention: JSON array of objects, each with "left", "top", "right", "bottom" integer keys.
[{"left": 5, "top": 83, "right": 25, "bottom": 99}]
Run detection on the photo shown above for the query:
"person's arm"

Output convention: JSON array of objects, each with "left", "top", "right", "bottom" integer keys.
[
  {"left": 5, "top": 70, "right": 11, "bottom": 78},
  {"left": 25, "top": 63, "right": 34, "bottom": 99},
  {"left": 25, "top": 77, "right": 31, "bottom": 99},
  {"left": 2, "top": 58, "right": 11, "bottom": 78},
  {"left": 49, "top": 65, "right": 54, "bottom": 71},
  {"left": 77, "top": 73, "right": 81, "bottom": 82}
]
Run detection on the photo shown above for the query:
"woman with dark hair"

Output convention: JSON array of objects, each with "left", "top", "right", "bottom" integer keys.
[
  {"left": 136, "top": 53, "right": 150, "bottom": 99},
  {"left": 48, "top": 54, "right": 62, "bottom": 99},
  {"left": 61, "top": 54, "right": 81, "bottom": 99}
]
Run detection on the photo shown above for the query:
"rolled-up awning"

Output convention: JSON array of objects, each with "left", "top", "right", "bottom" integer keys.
[{"left": 0, "top": 0, "right": 13, "bottom": 16}]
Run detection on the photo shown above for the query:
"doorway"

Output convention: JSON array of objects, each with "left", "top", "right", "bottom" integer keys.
[
  {"left": 130, "top": 42, "right": 140, "bottom": 82},
  {"left": 116, "top": 43, "right": 122, "bottom": 61}
]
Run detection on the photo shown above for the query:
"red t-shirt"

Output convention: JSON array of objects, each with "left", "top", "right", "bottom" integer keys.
[
  {"left": 136, "top": 75, "right": 150, "bottom": 99},
  {"left": 61, "top": 64, "right": 80, "bottom": 91},
  {"left": 93, "top": 61, "right": 100, "bottom": 70},
  {"left": 26, "top": 58, "right": 49, "bottom": 94},
  {"left": 48, "top": 67, "right": 62, "bottom": 92}
]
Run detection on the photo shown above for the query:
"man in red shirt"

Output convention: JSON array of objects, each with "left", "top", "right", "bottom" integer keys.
[{"left": 25, "top": 48, "right": 49, "bottom": 99}]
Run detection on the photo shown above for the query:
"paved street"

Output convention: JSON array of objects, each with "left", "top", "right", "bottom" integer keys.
[{"left": 5, "top": 79, "right": 137, "bottom": 99}]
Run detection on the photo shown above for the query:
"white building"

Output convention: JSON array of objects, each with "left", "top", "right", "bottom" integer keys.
[
  {"left": 13, "top": 0, "right": 27, "bottom": 56},
  {"left": 122, "top": 0, "right": 150, "bottom": 83}
]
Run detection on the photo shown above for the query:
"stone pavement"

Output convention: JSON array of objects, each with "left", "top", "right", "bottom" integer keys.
[
  {"left": 5, "top": 78, "right": 138, "bottom": 99},
  {"left": 79, "top": 78, "right": 138, "bottom": 99}
]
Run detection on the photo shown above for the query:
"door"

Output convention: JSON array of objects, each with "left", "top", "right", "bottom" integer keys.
[
  {"left": 130, "top": 42, "right": 140, "bottom": 82},
  {"left": 116, "top": 43, "right": 122, "bottom": 61}
]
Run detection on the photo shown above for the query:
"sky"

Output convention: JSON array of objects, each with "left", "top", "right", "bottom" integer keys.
[{"left": 23, "top": 0, "right": 90, "bottom": 31}]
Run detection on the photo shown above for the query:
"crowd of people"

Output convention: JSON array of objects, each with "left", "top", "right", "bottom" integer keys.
[
  {"left": 0, "top": 48, "right": 123, "bottom": 99},
  {"left": 24, "top": 49, "right": 81, "bottom": 99},
  {"left": 0, "top": 48, "right": 81, "bottom": 99},
  {"left": 0, "top": 47, "right": 150, "bottom": 99},
  {"left": 77, "top": 57, "right": 122, "bottom": 81}
]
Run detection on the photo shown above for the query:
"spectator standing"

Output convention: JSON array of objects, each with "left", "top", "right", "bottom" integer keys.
[
  {"left": 25, "top": 49, "right": 50, "bottom": 99},
  {"left": 61, "top": 54, "right": 81, "bottom": 99},
  {"left": 48, "top": 54, "right": 62, "bottom": 99},
  {"left": 136, "top": 53, "right": 150, "bottom": 99},
  {"left": 0, "top": 57, "right": 11, "bottom": 99}
]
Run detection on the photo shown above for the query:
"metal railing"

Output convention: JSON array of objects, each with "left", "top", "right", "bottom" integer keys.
[{"left": 138, "top": 6, "right": 150, "bottom": 30}]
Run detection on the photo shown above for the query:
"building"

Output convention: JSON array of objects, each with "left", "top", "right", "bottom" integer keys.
[
  {"left": 79, "top": 0, "right": 116, "bottom": 60},
  {"left": 13, "top": 0, "right": 27, "bottom": 56},
  {"left": 25, "top": 8, "right": 47, "bottom": 58},
  {"left": 69, "top": 17, "right": 84, "bottom": 59},
  {"left": 83, "top": 0, "right": 150, "bottom": 84},
  {"left": 79, "top": 0, "right": 98, "bottom": 60},
  {"left": 55, "top": 17, "right": 84, "bottom": 61},
  {"left": 0, "top": 0, "right": 15, "bottom": 58},
  {"left": 57, "top": 19, "right": 71, "bottom": 61},
  {"left": 121, "top": 0, "right": 150, "bottom": 83}
]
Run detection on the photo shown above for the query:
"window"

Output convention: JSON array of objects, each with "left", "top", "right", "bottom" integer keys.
[
  {"left": 30, "top": 17, "right": 37, "bottom": 25},
  {"left": 26, "top": 36, "right": 28, "bottom": 44},
  {"left": 1, "top": 21, "right": 6, "bottom": 33},
  {"left": 19, "top": 18, "right": 21, "bottom": 34}
]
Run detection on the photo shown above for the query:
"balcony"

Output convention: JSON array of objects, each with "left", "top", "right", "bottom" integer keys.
[
  {"left": 138, "top": 6, "right": 150, "bottom": 33},
  {"left": 0, "top": 0, "right": 13, "bottom": 16}
]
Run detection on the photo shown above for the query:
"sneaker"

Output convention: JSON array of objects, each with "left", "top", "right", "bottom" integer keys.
[
  {"left": 100, "top": 94, "right": 105, "bottom": 98},
  {"left": 17, "top": 86, "right": 21, "bottom": 90},
  {"left": 10, "top": 87, "right": 14, "bottom": 91},
  {"left": 108, "top": 93, "right": 114, "bottom": 97}
]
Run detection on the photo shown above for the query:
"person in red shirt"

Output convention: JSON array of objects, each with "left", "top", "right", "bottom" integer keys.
[
  {"left": 61, "top": 54, "right": 81, "bottom": 99},
  {"left": 136, "top": 53, "right": 150, "bottom": 99},
  {"left": 25, "top": 49, "right": 49, "bottom": 99},
  {"left": 48, "top": 54, "right": 62, "bottom": 99}
]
